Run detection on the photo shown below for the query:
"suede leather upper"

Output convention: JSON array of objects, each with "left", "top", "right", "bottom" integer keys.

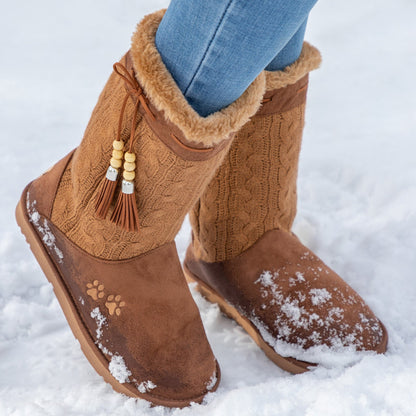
[
  {"left": 185, "top": 229, "right": 387, "bottom": 356},
  {"left": 24, "top": 151, "right": 219, "bottom": 404},
  {"left": 186, "top": 43, "right": 387, "bottom": 365}
]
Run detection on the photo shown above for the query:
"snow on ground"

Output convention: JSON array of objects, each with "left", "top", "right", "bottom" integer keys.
[{"left": 1, "top": 0, "right": 415, "bottom": 414}]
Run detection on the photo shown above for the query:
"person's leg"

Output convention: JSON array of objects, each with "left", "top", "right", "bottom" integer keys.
[
  {"left": 266, "top": 18, "right": 308, "bottom": 71},
  {"left": 156, "top": 0, "right": 317, "bottom": 116}
]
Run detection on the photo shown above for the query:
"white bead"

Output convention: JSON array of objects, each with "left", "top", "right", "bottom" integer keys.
[
  {"left": 124, "top": 152, "right": 136, "bottom": 162},
  {"left": 123, "top": 170, "right": 135, "bottom": 181},
  {"left": 112, "top": 149, "right": 123, "bottom": 159},
  {"left": 112, "top": 140, "right": 124, "bottom": 151},
  {"left": 123, "top": 161, "right": 136, "bottom": 172},
  {"left": 110, "top": 158, "right": 122, "bottom": 169}
]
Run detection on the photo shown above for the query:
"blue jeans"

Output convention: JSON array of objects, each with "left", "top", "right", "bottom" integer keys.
[{"left": 155, "top": 0, "right": 317, "bottom": 116}]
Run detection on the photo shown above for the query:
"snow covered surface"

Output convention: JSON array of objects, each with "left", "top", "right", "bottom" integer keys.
[{"left": 1, "top": 0, "right": 415, "bottom": 414}]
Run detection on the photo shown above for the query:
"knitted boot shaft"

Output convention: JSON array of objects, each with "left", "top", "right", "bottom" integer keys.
[
  {"left": 50, "top": 10, "right": 265, "bottom": 260},
  {"left": 190, "top": 43, "right": 322, "bottom": 262}
]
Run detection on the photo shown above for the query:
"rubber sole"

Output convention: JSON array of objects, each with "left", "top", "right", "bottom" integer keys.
[
  {"left": 16, "top": 190, "right": 218, "bottom": 407},
  {"left": 183, "top": 265, "right": 314, "bottom": 374}
]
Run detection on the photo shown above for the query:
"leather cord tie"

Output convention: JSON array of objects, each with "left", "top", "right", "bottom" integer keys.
[{"left": 95, "top": 62, "right": 154, "bottom": 232}]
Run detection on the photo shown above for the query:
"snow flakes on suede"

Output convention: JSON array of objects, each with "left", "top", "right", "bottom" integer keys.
[
  {"left": 252, "top": 253, "right": 383, "bottom": 353},
  {"left": 137, "top": 380, "right": 157, "bottom": 394},
  {"left": 206, "top": 370, "right": 218, "bottom": 391},
  {"left": 90, "top": 307, "right": 159, "bottom": 393},
  {"left": 90, "top": 307, "right": 107, "bottom": 340},
  {"left": 310, "top": 288, "right": 332, "bottom": 306},
  {"left": 26, "top": 192, "right": 64, "bottom": 263},
  {"left": 109, "top": 355, "right": 132, "bottom": 383}
]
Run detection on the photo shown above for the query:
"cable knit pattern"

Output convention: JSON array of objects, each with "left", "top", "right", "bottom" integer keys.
[
  {"left": 52, "top": 70, "right": 231, "bottom": 259},
  {"left": 190, "top": 96, "right": 306, "bottom": 263},
  {"left": 49, "top": 10, "right": 266, "bottom": 261},
  {"left": 189, "top": 41, "right": 322, "bottom": 263},
  {"left": 185, "top": 44, "right": 388, "bottom": 364}
]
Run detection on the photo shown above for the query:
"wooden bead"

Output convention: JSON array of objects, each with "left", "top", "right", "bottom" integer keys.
[
  {"left": 110, "top": 158, "right": 122, "bottom": 169},
  {"left": 123, "top": 161, "right": 136, "bottom": 172},
  {"left": 124, "top": 152, "right": 136, "bottom": 163},
  {"left": 123, "top": 170, "right": 135, "bottom": 181},
  {"left": 112, "top": 140, "right": 124, "bottom": 151},
  {"left": 112, "top": 149, "right": 123, "bottom": 160}
]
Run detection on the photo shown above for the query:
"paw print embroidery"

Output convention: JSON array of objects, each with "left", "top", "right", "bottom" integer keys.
[
  {"left": 105, "top": 295, "right": 126, "bottom": 316},
  {"left": 86, "top": 280, "right": 105, "bottom": 301}
]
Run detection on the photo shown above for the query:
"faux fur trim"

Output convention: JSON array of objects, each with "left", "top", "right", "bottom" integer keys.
[
  {"left": 131, "top": 10, "right": 266, "bottom": 147},
  {"left": 265, "top": 42, "right": 322, "bottom": 91}
]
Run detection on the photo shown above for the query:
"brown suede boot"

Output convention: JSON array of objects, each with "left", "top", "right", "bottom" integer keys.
[
  {"left": 15, "top": 10, "right": 265, "bottom": 407},
  {"left": 184, "top": 43, "right": 388, "bottom": 374}
]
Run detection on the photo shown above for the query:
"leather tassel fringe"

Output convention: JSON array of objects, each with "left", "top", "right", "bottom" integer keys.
[
  {"left": 110, "top": 179, "right": 140, "bottom": 232},
  {"left": 95, "top": 166, "right": 119, "bottom": 218},
  {"left": 94, "top": 63, "right": 151, "bottom": 231},
  {"left": 94, "top": 140, "right": 124, "bottom": 218}
]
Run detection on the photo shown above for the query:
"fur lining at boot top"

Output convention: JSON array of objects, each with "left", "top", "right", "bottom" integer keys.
[
  {"left": 130, "top": 9, "right": 266, "bottom": 148},
  {"left": 265, "top": 42, "right": 322, "bottom": 90}
]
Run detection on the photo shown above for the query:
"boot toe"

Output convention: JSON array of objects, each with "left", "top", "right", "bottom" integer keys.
[
  {"left": 249, "top": 231, "right": 388, "bottom": 360},
  {"left": 112, "top": 317, "right": 220, "bottom": 405},
  {"left": 185, "top": 229, "right": 388, "bottom": 370},
  {"left": 107, "top": 348, "right": 220, "bottom": 406}
]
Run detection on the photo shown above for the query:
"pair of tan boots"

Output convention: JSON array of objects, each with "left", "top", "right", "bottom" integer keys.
[{"left": 16, "top": 11, "right": 387, "bottom": 408}]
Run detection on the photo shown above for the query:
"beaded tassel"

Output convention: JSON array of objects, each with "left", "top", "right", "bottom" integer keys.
[
  {"left": 95, "top": 140, "right": 124, "bottom": 218},
  {"left": 95, "top": 61, "right": 153, "bottom": 231},
  {"left": 110, "top": 151, "right": 140, "bottom": 232}
]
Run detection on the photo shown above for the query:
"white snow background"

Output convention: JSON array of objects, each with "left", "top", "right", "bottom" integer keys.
[{"left": 1, "top": 0, "right": 415, "bottom": 415}]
